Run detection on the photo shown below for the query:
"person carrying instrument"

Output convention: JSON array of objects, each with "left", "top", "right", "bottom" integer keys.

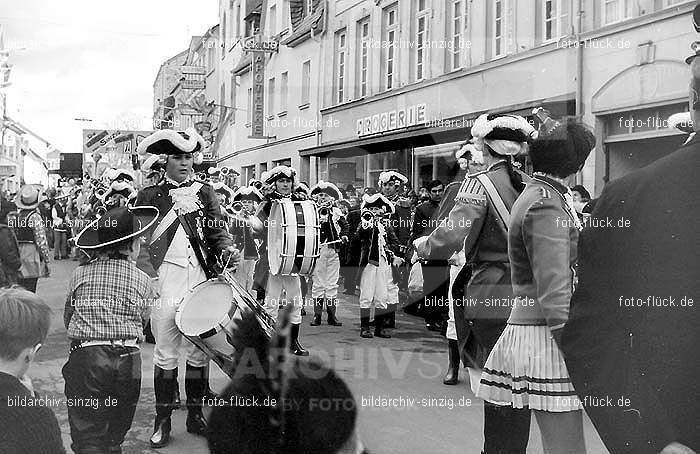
[
  {"left": 211, "top": 182, "right": 235, "bottom": 228},
  {"left": 355, "top": 193, "right": 402, "bottom": 339},
  {"left": 134, "top": 128, "right": 239, "bottom": 448},
  {"left": 309, "top": 181, "right": 348, "bottom": 327},
  {"left": 251, "top": 165, "right": 309, "bottom": 356},
  {"left": 63, "top": 205, "right": 159, "bottom": 454},
  {"left": 230, "top": 186, "right": 263, "bottom": 293}
]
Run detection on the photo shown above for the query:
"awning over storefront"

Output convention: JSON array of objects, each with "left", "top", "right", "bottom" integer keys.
[
  {"left": 299, "top": 121, "right": 468, "bottom": 158},
  {"left": 300, "top": 97, "right": 574, "bottom": 158}
]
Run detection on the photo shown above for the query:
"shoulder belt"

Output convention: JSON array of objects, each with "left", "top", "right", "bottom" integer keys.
[
  {"left": 150, "top": 182, "right": 204, "bottom": 245},
  {"left": 475, "top": 173, "right": 511, "bottom": 230}
]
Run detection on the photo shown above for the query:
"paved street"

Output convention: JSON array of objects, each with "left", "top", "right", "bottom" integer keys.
[{"left": 32, "top": 258, "right": 609, "bottom": 454}]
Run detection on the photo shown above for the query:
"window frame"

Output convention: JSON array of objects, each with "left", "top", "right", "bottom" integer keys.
[
  {"left": 301, "top": 60, "right": 311, "bottom": 106},
  {"left": 267, "top": 76, "right": 276, "bottom": 119},
  {"left": 414, "top": 0, "right": 430, "bottom": 81},
  {"left": 279, "top": 71, "right": 289, "bottom": 114},
  {"left": 357, "top": 18, "right": 370, "bottom": 98},
  {"left": 383, "top": 4, "right": 399, "bottom": 91},
  {"left": 601, "top": 0, "right": 634, "bottom": 26},
  {"left": 493, "top": 0, "right": 506, "bottom": 58},
  {"left": 335, "top": 29, "right": 347, "bottom": 104},
  {"left": 268, "top": 3, "right": 277, "bottom": 36},
  {"left": 448, "top": 0, "right": 467, "bottom": 71},
  {"left": 543, "top": 0, "right": 569, "bottom": 43}
]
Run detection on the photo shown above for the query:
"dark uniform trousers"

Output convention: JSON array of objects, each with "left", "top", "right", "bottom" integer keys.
[{"left": 62, "top": 345, "right": 141, "bottom": 454}]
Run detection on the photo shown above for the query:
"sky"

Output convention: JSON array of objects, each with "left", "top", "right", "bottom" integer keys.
[{"left": 0, "top": 0, "right": 219, "bottom": 155}]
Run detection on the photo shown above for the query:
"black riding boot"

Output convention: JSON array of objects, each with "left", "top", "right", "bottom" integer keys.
[
  {"left": 360, "top": 308, "right": 373, "bottom": 338},
  {"left": 310, "top": 298, "right": 324, "bottom": 326},
  {"left": 326, "top": 298, "right": 342, "bottom": 326},
  {"left": 185, "top": 364, "right": 208, "bottom": 436},
  {"left": 374, "top": 313, "right": 391, "bottom": 338},
  {"left": 482, "top": 401, "right": 531, "bottom": 453},
  {"left": 443, "top": 339, "right": 460, "bottom": 385},
  {"left": 290, "top": 324, "right": 309, "bottom": 356},
  {"left": 150, "top": 367, "right": 177, "bottom": 449}
]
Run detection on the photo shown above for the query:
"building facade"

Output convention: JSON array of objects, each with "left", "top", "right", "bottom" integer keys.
[
  {"left": 301, "top": 0, "right": 694, "bottom": 195},
  {"left": 153, "top": 0, "right": 695, "bottom": 196},
  {"left": 215, "top": 0, "right": 326, "bottom": 185}
]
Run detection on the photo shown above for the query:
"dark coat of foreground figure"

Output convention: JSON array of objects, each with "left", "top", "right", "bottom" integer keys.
[{"left": 561, "top": 136, "right": 700, "bottom": 453}]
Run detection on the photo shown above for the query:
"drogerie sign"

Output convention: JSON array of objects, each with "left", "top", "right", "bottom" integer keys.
[{"left": 356, "top": 103, "right": 427, "bottom": 137}]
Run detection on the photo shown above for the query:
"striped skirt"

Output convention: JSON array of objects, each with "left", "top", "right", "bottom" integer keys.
[{"left": 476, "top": 324, "right": 583, "bottom": 412}]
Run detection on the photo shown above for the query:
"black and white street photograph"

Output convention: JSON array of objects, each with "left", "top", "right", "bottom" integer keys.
[{"left": 0, "top": 0, "right": 698, "bottom": 453}]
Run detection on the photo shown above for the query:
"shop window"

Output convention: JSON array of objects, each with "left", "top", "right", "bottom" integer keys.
[{"left": 606, "top": 103, "right": 689, "bottom": 136}]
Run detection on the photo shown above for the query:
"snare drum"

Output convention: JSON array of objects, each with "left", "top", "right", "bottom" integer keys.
[
  {"left": 175, "top": 278, "right": 275, "bottom": 377},
  {"left": 267, "top": 200, "right": 319, "bottom": 276}
]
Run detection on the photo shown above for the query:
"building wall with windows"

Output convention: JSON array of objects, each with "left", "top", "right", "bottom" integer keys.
[
  {"left": 307, "top": 0, "right": 579, "bottom": 191},
  {"left": 215, "top": 0, "right": 324, "bottom": 184},
  {"left": 303, "top": 0, "right": 696, "bottom": 195},
  {"left": 578, "top": 0, "right": 694, "bottom": 190}
]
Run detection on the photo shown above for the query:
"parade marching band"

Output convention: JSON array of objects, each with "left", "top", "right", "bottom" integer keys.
[{"left": 2, "top": 11, "right": 700, "bottom": 448}]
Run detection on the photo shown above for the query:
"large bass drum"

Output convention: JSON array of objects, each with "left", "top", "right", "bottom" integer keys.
[
  {"left": 175, "top": 276, "right": 276, "bottom": 377},
  {"left": 267, "top": 200, "right": 319, "bottom": 276}
]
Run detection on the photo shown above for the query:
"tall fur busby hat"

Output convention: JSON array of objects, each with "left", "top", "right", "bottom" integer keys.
[{"left": 529, "top": 110, "right": 596, "bottom": 178}]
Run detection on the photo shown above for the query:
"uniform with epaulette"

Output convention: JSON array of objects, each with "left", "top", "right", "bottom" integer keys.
[
  {"left": 414, "top": 113, "right": 535, "bottom": 454},
  {"left": 135, "top": 128, "right": 235, "bottom": 448}
]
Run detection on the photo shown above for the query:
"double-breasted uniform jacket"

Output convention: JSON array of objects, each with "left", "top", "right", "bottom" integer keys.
[
  {"left": 561, "top": 136, "right": 700, "bottom": 453},
  {"left": 135, "top": 178, "right": 232, "bottom": 277},
  {"left": 353, "top": 218, "right": 401, "bottom": 282},
  {"left": 415, "top": 161, "right": 519, "bottom": 368}
]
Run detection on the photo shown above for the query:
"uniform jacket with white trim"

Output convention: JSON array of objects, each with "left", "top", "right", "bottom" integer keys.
[{"left": 135, "top": 179, "right": 232, "bottom": 273}]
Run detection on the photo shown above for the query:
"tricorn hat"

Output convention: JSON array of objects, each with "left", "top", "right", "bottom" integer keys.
[
  {"left": 378, "top": 171, "right": 408, "bottom": 186},
  {"left": 212, "top": 182, "right": 235, "bottom": 204},
  {"left": 233, "top": 186, "right": 264, "bottom": 202},
  {"left": 264, "top": 166, "right": 296, "bottom": 185},
  {"left": 310, "top": 181, "right": 342, "bottom": 200},
  {"left": 361, "top": 193, "right": 394, "bottom": 214},
  {"left": 137, "top": 127, "right": 206, "bottom": 165},
  {"left": 75, "top": 205, "right": 159, "bottom": 250}
]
